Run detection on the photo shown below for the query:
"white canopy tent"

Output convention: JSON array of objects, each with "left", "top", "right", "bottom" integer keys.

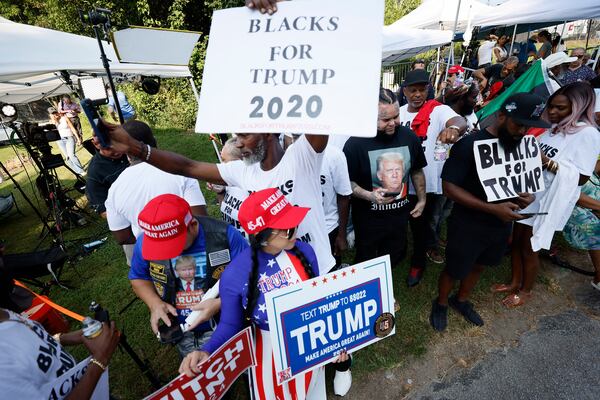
[
  {"left": 382, "top": 26, "right": 453, "bottom": 65},
  {"left": 472, "top": 0, "right": 600, "bottom": 27},
  {"left": 393, "top": 0, "right": 493, "bottom": 31},
  {"left": 0, "top": 17, "right": 192, "bottom": 104}
]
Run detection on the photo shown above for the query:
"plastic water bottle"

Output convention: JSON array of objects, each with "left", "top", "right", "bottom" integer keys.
[
  {"left": 83, "top": 237, "right": 107, "bottom": 253},
  {"left": 82, "top": 317, "right": 103, "bottom": 339},
  {"left": 433, "top": 141, "right": 448, "bottom": 162}
]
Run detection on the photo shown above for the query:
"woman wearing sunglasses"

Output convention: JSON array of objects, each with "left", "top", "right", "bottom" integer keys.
[{"left": 179, "top": 188, "right": 349, "bottom": 399}]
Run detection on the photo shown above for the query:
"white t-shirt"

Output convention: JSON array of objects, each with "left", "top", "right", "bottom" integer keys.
[
  {"left": 217, "top": 135, "right": 336, "bottom": 273},
  {"left": 327, "top": 134, "right": 351, "bottom": 150},
  {"left": 220, "top": 185, "right": 249, "bottom": 240},
  {"left": 399, "top": 104, "right": 459, "bottom": 194},
  {"left": 478, "top": 40, "right": 496, "bottom": 66},
  {"left": 0, "top": 309, "right": 77, "bottom": 399},
  {"left": 465, "top": 112, "right": 479, "bottom": 134},
  {"left": 56, "top": 117, "right": 72, "bottom": 138},
  {"left": 105, "top": 162, "right": 206, "bottom": 238},
  {"left": 519, "top": 125, "right": 600, "bottom": 224},
  {"left": 321, "top": 146, "right": 352, "bottom": 233}
]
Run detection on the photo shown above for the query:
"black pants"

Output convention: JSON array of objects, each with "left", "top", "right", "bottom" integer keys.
[
  {"left": 328, "top": 227, "right": 342, "bottom": 268},
  {"left": 353, "top": 215, "right": 408, "bottom": 267},
  {"left": 408, "top": 193, "right": 450, "bottom": 268}
]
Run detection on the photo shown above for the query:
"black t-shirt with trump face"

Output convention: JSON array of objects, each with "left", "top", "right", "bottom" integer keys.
[{"left": 343, "top": 126, "right": 427, "bottom": 221}]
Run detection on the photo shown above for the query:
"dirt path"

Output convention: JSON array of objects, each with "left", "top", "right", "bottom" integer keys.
[{"left": 338, "top": 249, "right": 598, "bottom": 400}]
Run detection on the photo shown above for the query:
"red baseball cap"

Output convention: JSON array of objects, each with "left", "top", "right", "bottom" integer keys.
[
  {"left": 238, "top": 188, "right": 310, "bottom": 235},
  {"left": 138, "top": 194, "right": 193, "bottom": 260},
  {"left": 448, "top": 65, "right": 465, "bottom": 75}
]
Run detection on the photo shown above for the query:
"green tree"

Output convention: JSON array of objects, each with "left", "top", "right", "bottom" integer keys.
[{"left": 384, "top": 0, "right": 421, "bottom": 25}]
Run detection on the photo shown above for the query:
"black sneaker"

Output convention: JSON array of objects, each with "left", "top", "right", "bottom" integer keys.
[
  {"left": 429, "top": 300, "right": 448, "bottom": 332},
  {"left": 449, "top": 295, "right": 484, "bottom": 326}
]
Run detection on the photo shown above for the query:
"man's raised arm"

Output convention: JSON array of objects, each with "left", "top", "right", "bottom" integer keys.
[{"left": 105, "top": 122, "right": 225, "bottom": 184}]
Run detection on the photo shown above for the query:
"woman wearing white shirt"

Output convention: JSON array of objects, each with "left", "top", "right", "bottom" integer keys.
[
  {"left": 49, "top": 108, "right": 85, "bottom": 176},
  {"left": 493, "top": 83, "right": 600, "bottom": 306},
  {"left": 492, "top": 36, "right": 509, "bottom": 64}
]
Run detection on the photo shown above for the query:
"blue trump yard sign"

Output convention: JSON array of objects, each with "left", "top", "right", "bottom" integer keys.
[{"left": 265, "top": 255, "right": 395, "bottom": 384}]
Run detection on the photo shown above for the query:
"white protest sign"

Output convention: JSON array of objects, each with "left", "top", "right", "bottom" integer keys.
[
  {"left": 265, "top": 255, "right": 395, "bottom": 384},
  {"left": 44, "top": 357, "right": 109, "bottom": 400},
  {"left": 195, "top": 0, "right": 384, "bottom": 136},
  {"left": 473, "top": 135, "right": 545, "bottom": 202}
]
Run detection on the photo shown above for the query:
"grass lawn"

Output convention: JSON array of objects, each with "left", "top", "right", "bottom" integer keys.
[{"left": 0, "top": 125, "right": 514, "bottom": 399}]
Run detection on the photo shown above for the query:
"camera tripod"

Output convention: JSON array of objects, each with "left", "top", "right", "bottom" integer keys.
[{"left": 90, "top": 301, "right": 162, "bottom": 390}]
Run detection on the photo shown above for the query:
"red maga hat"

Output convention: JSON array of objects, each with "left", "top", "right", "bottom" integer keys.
[
  {"left": 138, "top": 194, "right": 193, "bottom": 260},
  {"left": 448, "top": 65, "right": 465, "bottom": 75},
  {"left": 238, "top": 188, "right": 310, "bottom": 235}
]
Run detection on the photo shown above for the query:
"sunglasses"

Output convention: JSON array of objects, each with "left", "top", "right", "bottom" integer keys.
[
  {"left": 271, "top": 227, "right": 297, "bottom": 240},
  {"left": 575, "top": 54, "right": 585, "bottom": 59}
]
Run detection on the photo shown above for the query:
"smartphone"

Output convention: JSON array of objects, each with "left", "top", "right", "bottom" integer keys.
[
  {"left": 518, "top": 212, "right": 549, "bottom": 217},
  {"left": 158, "top": 315, "right": 184, "bottom": 344},
  {"left": 80, "top": 98, "right": 110, "bottom": 148},
  {"left": 383, "top": 192, "right": 401, "bottom": 198}
]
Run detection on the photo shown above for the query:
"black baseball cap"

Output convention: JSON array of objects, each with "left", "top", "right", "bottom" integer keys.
[
  {"left": 404, "top": 69, "right": 430, "bottom": 86},
  {"left": 500, "top": 93, "right": 551, "bottom": 128}
]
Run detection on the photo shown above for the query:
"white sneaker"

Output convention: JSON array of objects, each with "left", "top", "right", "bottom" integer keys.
[{"left": 333, "top": 370, "right": 352, "bottom": 396}]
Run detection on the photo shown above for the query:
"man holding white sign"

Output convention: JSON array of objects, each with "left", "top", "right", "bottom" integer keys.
[{"left": 429, "top": 93, "right": 549, "bottom": 332}]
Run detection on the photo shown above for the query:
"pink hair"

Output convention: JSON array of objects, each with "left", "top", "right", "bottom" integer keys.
[{"left": 546, "top": 82, "right": 597, "bottom": 134}]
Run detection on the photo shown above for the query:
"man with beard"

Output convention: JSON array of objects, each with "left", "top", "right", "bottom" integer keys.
[
  {"left": 343, "top": 88, "right": 427, "bottom": 267},
  {"left": 429, "top": 93, "right": 547, "bottom": 332},
  {"left": 104, "top": 127, "right": 335, "bottom": 275},
  {"left": 439, "top": 81, "right": 480, "bottom": 133},
  {"left": 399, "top": 69, "right": 467, "bottom": 286}
]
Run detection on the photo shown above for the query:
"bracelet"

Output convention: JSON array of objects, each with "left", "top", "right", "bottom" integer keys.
[
  {"left": 547, "top": 159, "right": 559, "bottom": 174},
  {"left": 145, "top": 144, "right": 152, "bottom": 162},
  {"left": 89, "top": 358, "right": 107, "bottom": 371}
]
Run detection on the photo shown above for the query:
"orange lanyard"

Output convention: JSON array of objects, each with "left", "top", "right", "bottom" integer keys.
[{"left": 14, "top": 280, "right": 85, "bottom": 322}]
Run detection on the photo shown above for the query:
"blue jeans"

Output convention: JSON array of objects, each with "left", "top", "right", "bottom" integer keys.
[{"left": 56, "top": 136, "right": 85, "bottom": 175}]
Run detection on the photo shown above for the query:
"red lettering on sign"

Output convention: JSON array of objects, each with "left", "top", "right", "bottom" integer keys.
[{"left": 144, "top": 328, "right": 256, "bottom": 400}]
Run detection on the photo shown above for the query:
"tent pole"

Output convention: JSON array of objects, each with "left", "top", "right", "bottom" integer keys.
[
  {"left": 509, "top": 24, "right": 518, "bottom": 56},
  {"left": 444, "top": 0, "right": 462, "bottom": 82},
  {"left": 585, "top": 19, "right": 592, "bottom": 51},
  {"left": 560, "top": 21, "right": 566, "bottom": 38},
  {"left": 592, "top": 45, "right": 600, "bottom": 71},
  {"left": 189, "top": 77, "right": 200, "bottom": 104}
]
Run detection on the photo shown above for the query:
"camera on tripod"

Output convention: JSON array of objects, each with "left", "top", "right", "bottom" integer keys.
[{"left": 22, "top": 122, "right": 64, "bottom": 169}]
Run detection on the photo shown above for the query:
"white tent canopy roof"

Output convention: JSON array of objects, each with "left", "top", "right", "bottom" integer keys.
[
  {"left": 0, "top": 18, "right": 192, "bottom": 104},
  {"left": 393, "top": 0, "right": 493, "bottom": 31},
  {"left": 382, "top": 26, "right": 453, "bottom": 65},
  {"left": 472, "top": 0, "right": 600, "bottom": 27}
]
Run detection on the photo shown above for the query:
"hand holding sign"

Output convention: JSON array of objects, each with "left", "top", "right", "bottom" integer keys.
[
  {"left": 179, "top": 350, "right": 210, "bottom": 377},
  {"left": 147, "top": 328, "right": 256, "bottom": 400},
  {"left": 515, "top": 192, "right": 535, "bottom": 210},
  {"left": 245, "top": 0, "right": 280, "bottom": 15}
]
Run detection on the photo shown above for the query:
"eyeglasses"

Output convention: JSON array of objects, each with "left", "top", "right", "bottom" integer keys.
[
  {"left": 271, "top": 227, "right": 297, "bottom": 240},
  {"left": 575, "top": 54, "right": 585, "bottom": 59}
]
